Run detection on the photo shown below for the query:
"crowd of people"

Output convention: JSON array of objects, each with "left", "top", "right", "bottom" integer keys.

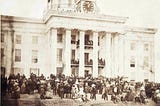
[{"left": 1, "top": 73, "right": 160, "bottom": 104}]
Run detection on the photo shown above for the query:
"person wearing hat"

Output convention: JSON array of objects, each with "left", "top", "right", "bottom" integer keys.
[
  {"left": 11, "top": 82, "right": 20, "bottom": 99},
  {"left": 90, "top": 84, "right": 97, "bottom": 100}
]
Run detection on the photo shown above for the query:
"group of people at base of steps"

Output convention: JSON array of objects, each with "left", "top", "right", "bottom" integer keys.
[{"left": 1, "top": 73, "right": 160, "bottom": 104}]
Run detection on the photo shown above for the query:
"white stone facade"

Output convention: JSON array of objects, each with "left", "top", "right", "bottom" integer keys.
[{"left": 0, "top": 0, "right": 159, "bottom": 82}]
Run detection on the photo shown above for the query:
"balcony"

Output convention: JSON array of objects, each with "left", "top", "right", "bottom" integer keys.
[
  {"left": 85, "top": 40, "right": 93, "bottom": 49},
  {"left": 98, "top": 58, "right": 105, "bottom": 68},
  {"left": 76, "top": 40, "right": 93, "bottom": 49},
  {"left": 71, "top": 59, "right": 79, "bottom": 67}
]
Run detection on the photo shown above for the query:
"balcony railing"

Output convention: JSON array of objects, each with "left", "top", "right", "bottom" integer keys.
[
  {"left": 85, "top": 40, "right": 93, "bottom": 49},
  {"left": 98, "top": 58, "right": 105, "bottom": 68},
  {"left": 71, "top": 40, "right": 76, "bottom": 44},
  {"left": 85, "top": 40, "right": 93, "bottom": 45},
  {"left": 71, "top": 58, "right": 105, "bottom": 68},
  {"left": 71, "top": 59, "right": 79, "bottom": 67},
  {"left": 85, "top": 59, "right": 93, "bottom": 67},
  {"left": 76, "top": 40, "right": 93, "bottom": 49}
]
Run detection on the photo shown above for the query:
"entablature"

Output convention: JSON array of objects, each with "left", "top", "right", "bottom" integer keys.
[{"left": 43, "top": 10, "right": 128, "bottom": 24}]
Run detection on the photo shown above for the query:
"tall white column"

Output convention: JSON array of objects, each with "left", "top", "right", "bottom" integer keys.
[
  {"left": 113, "top": 34, "right": 119, "bottom": 77},
  {"left": 110, "top": 35, "right": 114, "bottom": 78},
  {"left": 118, "top": 35, "right": 124, "bottom": 76},
  {"left": 51, "top": 28, "right": 57, "bottom": 75},
  {"left": 154, "top": 34, "right": 160, "bottom": 82},
  {"left": 124, "top": 38, "right": 130, "bottom": 80},
  {"left": 79, "top": 30, "right": 85, "bottom": 77},
  {"left": 104, "top": 33, "right": 111, "bottom": 78},
  {"left": 93, "top": 31, "right": 98, "bottom": 78},
  {"left": 6, "top": 31, "right": 14, "bottom": 77},
  {"left": 64, "top": 29, "right": 71, "bottom": 76},
  {"left": 137, "top": 41, "right": 144, "bottom": 81}
]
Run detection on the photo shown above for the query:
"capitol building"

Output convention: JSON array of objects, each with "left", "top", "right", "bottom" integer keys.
[{"left": 1, "top": 0, "right": 159, "bottom": 82}]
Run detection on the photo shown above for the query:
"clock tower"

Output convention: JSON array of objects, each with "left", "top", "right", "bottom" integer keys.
[{"left": 75, "top": 0, "right": 97, "bottom": 13}]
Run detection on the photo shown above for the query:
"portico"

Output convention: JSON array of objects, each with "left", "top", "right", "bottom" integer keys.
[{"left": 48, "top": 24, "right": 124, "bottom": 78}]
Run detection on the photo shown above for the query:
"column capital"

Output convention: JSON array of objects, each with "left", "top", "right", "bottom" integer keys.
[
  {"left": 91, "top": 30, "right": 98, "bottom": 33},
  {"left": 50, "top": 27, "right": 58, "bottom": 30},
  {"left": 79, "top": 30, "right": 85, "bottom": 34},
  {"left": 98, "top": 31, "right": 106, "bottom": 35},
  {"left": 78, "top": 29, "right": 86, "bottom": 32},
  {"left": 65, "top": 28, "right": 72, "bottom": 31}
]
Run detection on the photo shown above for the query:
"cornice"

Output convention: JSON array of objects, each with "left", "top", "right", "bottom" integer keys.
[
  {"left": 125, "top": 26, "right": 157, "bottom": 34},
  {"left": 1, "top": 15, "right": 44, "bottom": 24},
  {"left": 43, "top": 10, "right": 128, "bottom": 24}
]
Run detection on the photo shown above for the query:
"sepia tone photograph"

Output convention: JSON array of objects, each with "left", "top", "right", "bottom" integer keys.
[{"left": 0, "top": 0, "right": 160, "bottom": 106}]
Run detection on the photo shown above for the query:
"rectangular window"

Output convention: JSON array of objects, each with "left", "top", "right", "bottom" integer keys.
[
  {"left": 130, "top": 56, "right": 135, "bottom": 67},
  {"left": 32, "top": 50, "right": 38, "bottom": 63},
  {"left": 144, "top": 43, "right": 149, "bottom": 51},
  {"left": 16, "top": 35, "right": 21, "bottom": 44},
  {"left": 71, "top": 35, "right": 76, "bottom": 44},
  {"left": 85, "top": 34, "right": 90, "bottom": 41},
  {"left": 71, "top": 50, "right": 75, "bottom": 60},
  {"left": 15, "top": 49, "right": 21, "bottom": 62},
  {"left": 71, "top": 35, "right": 76, "bottom": 41},
  {"left": 130, "top": 43, "right": 135, "bottom": 50},
  {"left": 85, "top": 53, "right": 89, "bottom": 64},
  {"left": 32, "top": 36, "right": 38, "bottom": 44},
  {"left": 57, "top": 34, "right": 63, "bottom": 43},
  {"left": 144, "top": 56, "right": 149, "bottom": 68},
  {"left": 57, "top": 49, "right": 63, "bottom": 63},
  {"left": 1, "top": 48, "right": 5, "bottom": 57},
  {"left": 30, "top": 68, "right": 39, "bottom": 76},
  {"left": 1, "top": 34, "right": 4, "bottom": 42}
]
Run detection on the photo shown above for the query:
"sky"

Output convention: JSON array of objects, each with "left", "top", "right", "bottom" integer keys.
[{"left": 0, "top": 0, "right": 160, "bottom": 28}]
